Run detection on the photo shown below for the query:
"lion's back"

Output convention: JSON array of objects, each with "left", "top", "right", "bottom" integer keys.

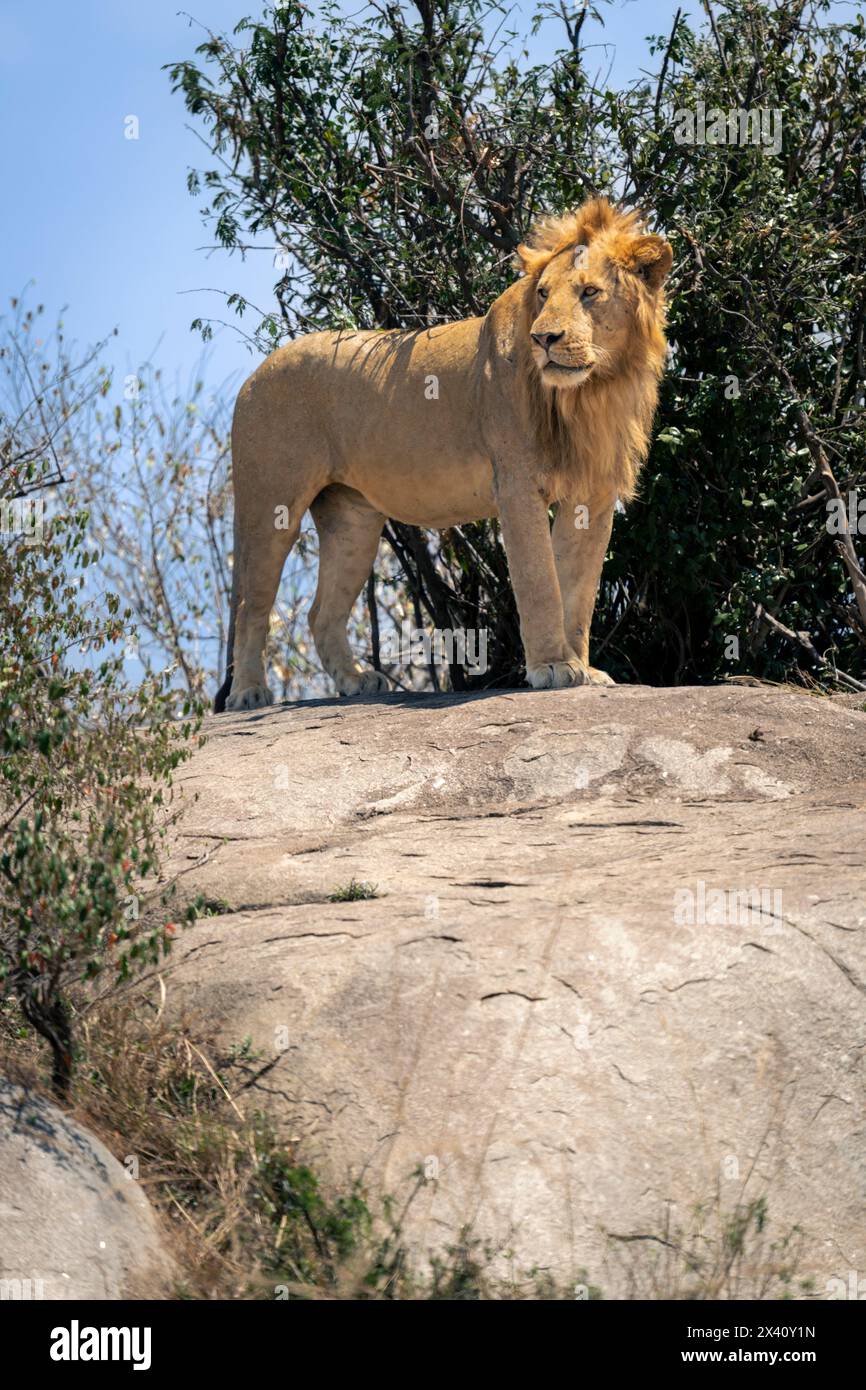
[{"left": 234, "top": 319, "right": 489, "bottom": 464}]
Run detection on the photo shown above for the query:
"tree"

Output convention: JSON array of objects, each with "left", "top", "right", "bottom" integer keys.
[
  {"left": 0, "top": 301, "right": 203, "bottom": 1095},
  {"left": 169, "top": 0, "right": 866, "bottom": 692}
]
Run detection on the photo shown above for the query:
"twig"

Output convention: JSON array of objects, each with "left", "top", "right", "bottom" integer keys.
[
  {"left": 654, "top": 8, "right": 682, "bottom": 129},
  {"left": 754, "top": 604, "right": 866, "bottom": 691}
]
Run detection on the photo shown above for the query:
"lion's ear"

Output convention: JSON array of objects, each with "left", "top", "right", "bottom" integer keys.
[
  {"left": 515, "top": 243, "right": 547, "bottom": 277},
  {"left": 620, "top": 234, "right": 673, "bottom": 290}
]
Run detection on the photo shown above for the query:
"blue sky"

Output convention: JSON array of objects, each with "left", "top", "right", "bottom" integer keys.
[
  {"left": 0, "top": 0, "right": 701, "bottom": 394},
  {"left": 0, "top": 0, "right": 851, "bottom": 394}
]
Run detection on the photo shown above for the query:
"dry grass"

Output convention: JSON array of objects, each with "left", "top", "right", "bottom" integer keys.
[
  {"left": 72, "top": 995, "right": 380, "bottom": 1298},
  {"left": 607, "top": 1195, "right": 812, "bottom": 1300},
  {"left": 0, "top": 991, "right": 813, "bottom": 1300},
  {"left": 1, "top": 990, "right": 546, "bottom": 1299}
]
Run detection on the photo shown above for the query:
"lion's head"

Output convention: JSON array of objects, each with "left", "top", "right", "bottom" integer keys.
[{"left": 516, "top": 198, "right": 672, "bottom": 391}]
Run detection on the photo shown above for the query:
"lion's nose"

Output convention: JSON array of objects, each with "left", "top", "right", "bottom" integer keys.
[{"left": 531, "top": 331, "right": 564, "bottom": 353}]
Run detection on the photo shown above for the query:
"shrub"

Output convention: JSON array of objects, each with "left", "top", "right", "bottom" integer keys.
[
  {"left": 169, "top": 0, "right": 866, "bottom": 693},
  {"left": 0, "top": 309, "right": 203, "bottom": 1094}
]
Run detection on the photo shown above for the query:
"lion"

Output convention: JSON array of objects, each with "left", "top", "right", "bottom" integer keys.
[{"left": 214, "top": 197, "right": 672, "bottom": 712}]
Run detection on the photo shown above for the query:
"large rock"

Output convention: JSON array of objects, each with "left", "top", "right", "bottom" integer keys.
[
  {"left": 0, "top": 1080, "right": 175, "bottom": 1299},
  {"left": 161, "top": 684, "right": 866, "bottom": 1296}
]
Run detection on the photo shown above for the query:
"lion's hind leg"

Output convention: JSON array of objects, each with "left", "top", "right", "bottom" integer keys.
[
  {"left": 309, "top": 486, "right": 389, "bottom": 697},
  {"left": 226, "top": 515, "right": 301, "bottom": 711}
]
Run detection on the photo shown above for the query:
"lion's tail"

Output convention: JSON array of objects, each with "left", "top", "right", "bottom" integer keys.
[{"left": 213, "top": 534, "right": 237, "bottom": 713}]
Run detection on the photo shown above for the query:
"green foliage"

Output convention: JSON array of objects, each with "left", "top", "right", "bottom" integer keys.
[
  {"left": 4, "top": 992, "right": 808, "bottom": 1300},
  {"left": 610, "top": 1192, "right": 808, "bottom": 1300},
  {"left": 255, "top": 1151, "right": 371, "bottom": 1274},
  {"left": 169, "top": 0, "right": 866, "bottom": 689},
  {"left": 0, "top": 316, "right": 204, "bottom": 1094},
  {"left": 327, "top": 878, "right": 379, "bottom": 901}
]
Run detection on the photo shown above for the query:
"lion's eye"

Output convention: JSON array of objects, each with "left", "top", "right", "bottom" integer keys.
[
  {"left": 537, "top": 285, "right": 549, "bottom": 301},
  {"left": 582, "top": 285, "right": 601, "bottom": 300}
]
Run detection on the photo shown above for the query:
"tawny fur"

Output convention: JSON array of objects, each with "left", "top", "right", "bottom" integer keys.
[
  {"left": 216, "top": 196, "right": 672, "bottom": 711},
  {"left": 514, "top": 198, "right": 670, "bottom": 501}
]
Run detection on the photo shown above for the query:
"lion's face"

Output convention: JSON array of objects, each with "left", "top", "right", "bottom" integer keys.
[
  {"left": 519, "top": 205, "right": 673, "bottom": 391},
  {"left": 528, "top": 243, "right": 631, "bottom": 387}
]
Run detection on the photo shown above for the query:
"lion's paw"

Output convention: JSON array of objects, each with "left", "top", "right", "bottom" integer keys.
[
  {"left": 526, "top": 659, "right": 590, "bottom": 690},
  {"left": 358, "top": 669, "right": 390, "bottom": 695},
  {"left": 586, "top": 665, "right": 616, "bottom": 686},
  {"left": 337, "top": 668, "right": 390, "bottom": 697},
  {"left": 225, "top": 683, "right": 274, "bottom": 711}
]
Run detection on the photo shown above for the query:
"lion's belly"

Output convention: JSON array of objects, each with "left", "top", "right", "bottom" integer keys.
[
  {"left": 256, "top": 324, "right": 503, "bottom": 526},
  {"left": 339, "top": 450, "right": 497, "bottom": 528},
  {"left": 319, "top": 326, "right": 499, "bottom": 526}
]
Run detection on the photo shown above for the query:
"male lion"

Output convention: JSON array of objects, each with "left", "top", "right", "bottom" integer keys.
[{"left": 214, "top": 197, "right": 672, "bottom": 712}]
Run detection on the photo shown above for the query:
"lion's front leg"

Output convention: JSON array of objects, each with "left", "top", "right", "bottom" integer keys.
[
  {"left": 496, "top": 477, "right": 588, "bottom": 689},
  {"left": 552, "top": 491, "right": 617, "bottom": 685}
]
